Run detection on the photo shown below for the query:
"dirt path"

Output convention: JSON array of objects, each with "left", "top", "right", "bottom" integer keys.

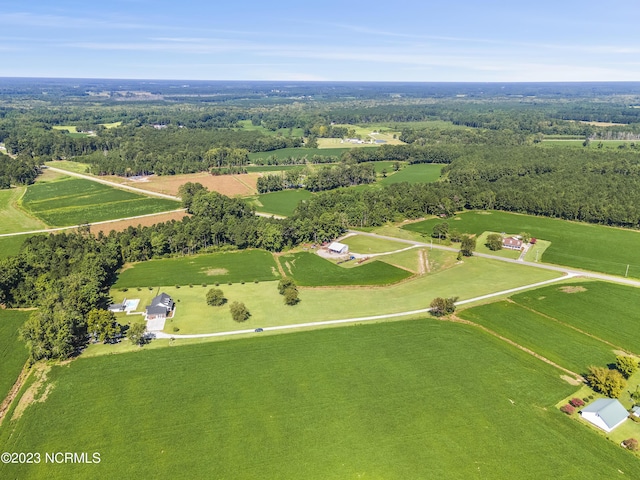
[
  {"left": 272, "top": 252, "right": 287, "bottom": 278},
  {"left": 508, "top": 298, "right": 638, "bottom": 356},
  {"left": 0, "top": 362, "right": 32, "bottom": 426},
  {"left": 448, "top": 314, "right": 584, "bottom": 383}
]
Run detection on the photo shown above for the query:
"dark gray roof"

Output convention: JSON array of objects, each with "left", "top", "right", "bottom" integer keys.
[{"left": 145, "top": 305, "right": 168, "bottom": 316}]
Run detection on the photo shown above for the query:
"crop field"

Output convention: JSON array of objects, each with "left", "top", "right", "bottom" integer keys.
[
  {"left": 0, "top": 310, "right": 29, "bottom": 406},
  {"left": 459, "top": 301, "right": 616, "bottom": 374},
  {"left": 248, "top": 147, "right": 352, "bottom": 162},
  {"left": 105, "top": 171, "right": 259, "bottom": 197},
  {"left": 403, "top": 210, "right": 640, "bottom": 278},
  {"left": 279, "top": 252, "right": 412, "bottom": 286},
  {"left": 511, "top": 281, "right": 640, "bottom": 354},
  {"left": 341, "top": 234, "right": 408, "bottom": 254},
  {"left": 21, "top": 176, "right": 180, "bottom": 226},
  {"left": 379, "top": 163, "right": 444, "bottom": 184},
  {"left": 114, "top": 250, "right": 280, "bottom": 289},
  {"left": 87, "top": 210, "right": 188, "bottom": 235},
  {"left": 255, "top": 189, "right": 313, "bottom": 216},
  {"left": 2, "top": 320, "right": 637, "bottom": 479},
  {"left": 244, "top": 164, "right": 305, "bottom": 173},
  {"left": 0, "top": 187, "right": 46, "bottom": 234}
]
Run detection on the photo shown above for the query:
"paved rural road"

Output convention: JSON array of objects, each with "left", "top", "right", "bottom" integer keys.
[
  {"left": 153, "top": 273, "right": 578, "bottom": 339},
  {"left": 154, "top": 229, "right": 640, "bottom": 339}
]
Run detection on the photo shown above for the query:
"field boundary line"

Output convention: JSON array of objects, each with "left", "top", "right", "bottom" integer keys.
[
  {"left": 508, "top": 299, "right": 638, "bottom": 356},
  {"left": 449, "top": 314, "right": 584, "bottom": 382},
  {"left": 0, "top": 362, "right": 32, "bottom": 427}
]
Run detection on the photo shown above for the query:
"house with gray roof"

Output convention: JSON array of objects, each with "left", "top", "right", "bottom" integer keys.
[
  {"left": 580, "top": 398, "right": 628, "bottom": 432},
  {"left": 145, "top": 293, "right": 174, "bottom": 321}
]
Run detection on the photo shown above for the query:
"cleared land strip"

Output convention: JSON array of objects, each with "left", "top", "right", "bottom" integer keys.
[
  {"left": 153, "top": 274, "right": 574, "bottom": 340},
  {"left": 0, "top": 209, "right": 187, "bottom": 238}
]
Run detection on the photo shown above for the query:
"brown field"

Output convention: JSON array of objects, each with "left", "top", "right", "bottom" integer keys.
[
  {"left": 82, "top": 210, "right": 189, "bottom": 235},
  {"left": 104, "top": 172, "right": 260, "bottom": 197}
]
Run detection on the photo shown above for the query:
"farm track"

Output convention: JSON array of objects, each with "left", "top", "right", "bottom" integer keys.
[{"left": 448, "top": 314, "right": 583, "bottom": 382}]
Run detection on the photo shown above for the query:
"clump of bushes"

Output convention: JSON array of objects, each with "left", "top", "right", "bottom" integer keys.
[
  {"left": 278, "top": 277, "right": 300, "bottom": 305},
  {"left": 206, "top": 288, "right": 226, "bottom": 307},
  {"left": 622, "top": 438, "right": 639, "bottom": 451},
  {"left": 586, "top": 366, "right": 626, "bottom": 398},
  {"left": 569, "top": 398, "right": 585, "bottom": 408},
  {"left": 175, "top": 284, "right": 181, "bottom": 289},
  {"left": 230, "top": 301, "right": 250, "bottom": 322},
  {"left": 560, "top": 404, "right": 575, "bottom": 415}
]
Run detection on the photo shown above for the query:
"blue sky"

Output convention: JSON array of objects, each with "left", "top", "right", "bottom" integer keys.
[{"left": 2, "top": 1, "right": 640, "bottom": 81}]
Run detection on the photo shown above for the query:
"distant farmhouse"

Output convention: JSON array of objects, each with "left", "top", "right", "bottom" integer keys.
[
  {"left": 502, "top": 236, "right": 523, "bottom": 250},
  {"left": 580, "top": 398, "right": 628, "bottom": 433},
  {"left": 145, "top": 293, "right": 174, "bottom": 321}
]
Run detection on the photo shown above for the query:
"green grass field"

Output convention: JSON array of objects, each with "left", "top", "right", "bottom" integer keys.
[
  {"left": 244, "top": 164, "right": 305, "bottom": 173},
  {"left": 2, "top": 320, "right": 637, "bottom": 479},
  {"left": 0, "top": 310, "right": 29, "bottom": 406},
  {"left": 21, "top": 176, "right": 180, "bottom": 226},
  {"left": 114, "top": 250, "right": 280, "bottom": 289},
  {"left": 459, "top": 301, "right": 616, "bottom": 375},
  {"left": 0, "top": 235, "right": 32, "bottom": 259},
  {"left": 403, "top": 210, "right": 640, "bottom": 278},
  {"left": 255, "top": 189, "right": 313, "bottom": 216},
  {"left": 0, "top": 187, "right": 47, "bottom": 234},
  {"left": 511, "top": 281, "right": 640, "bottom": 355},
  {"left": 44, "top": 160, "right": 91, "bottom": 174},
  {"left": 108, "top": 252, "right": 559, "bottom": 336},
  {"left": 379, "top": 163, "right": 444, "bottom": 184},
  {"left": 248, "top": 147, "right": 351, "bottom": 162},
  {"left": 279, "top": 252, "right": 412, "bottom": 286},
  {"left": 341, "top": 234, "right": 408, "bottom": 254}
]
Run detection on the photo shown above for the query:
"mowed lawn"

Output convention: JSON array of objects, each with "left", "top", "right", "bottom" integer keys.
[
  {"left": 112, "top": 253, "right": 562, "bottom": 336},
  {"left": 404, "top": 210, "right": 640, "bottom": 278},
  {"left": 341, "top": 234, "right": 409, "bottom": 254},
  {"left": 379, "top": 163, "right": 444, "bottom": 185},
  {"left": 0, "top": 187, "right": 47, "bottom": 234},
  {"left": 511, "top": 281, "right": 640, "bottom": 355},
  {"left": 459, "top": 301, "right": 616, "bottom": 375},
  {"left": 0, "top": 310, "right": 29, "bottom": 405},
  {"left": 21, "top": 176, "right": 179, "bottom": 226},
  {"left": 114, "top": 250, "right": 281, "bottom": 289},
  {"left": 0, "top": 235, "right": 31, "bottom": 259},
  {"left": 2, "top": 321, "right": 637, "bottom": 479},
  {"left": 279, "top": 252, "right": 412, "bottom": 286},
  {"left": 255, "top": 189, "right": 313, "bottom": 216}
]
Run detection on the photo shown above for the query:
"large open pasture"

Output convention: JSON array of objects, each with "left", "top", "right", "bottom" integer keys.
[
  {"left": 1, "top": 320, "right": 637, "bottom": 479},
  {"left": 150, "top": 254, "right": 562, "bottom": 334},
  {"left": 21, "top": 176, "right": 179, "bottom": 227},
  {"left": 0, "top": 310, "right": 29, "bottom": 407},
  {"left": 255, "top": 189, "right": 313, "bottom": 216},
  {"left": 511, "top": 281, "right": 640, "bottom": 355},
  {"left": 341, "top": 234, "right": 409, "bottom": 254},
  {"left": 279, "top": 251, "right": 412, "bottom": 286},
  {"left": 403, "top": 210, "right": 640, "bottom": 278},
  {"left": 0, "top": 187, "right": 46, "bottom": 234},
  {"left": 114, "top": 250, "right": 280, "bottom": 289},
  {"left": 379, "top": 163, "right": 444, "bottom": 184}
]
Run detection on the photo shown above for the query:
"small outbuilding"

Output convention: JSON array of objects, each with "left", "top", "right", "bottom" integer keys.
[
  {"left": 580, "top": 398, "right": 629, "bottom": 432},
  {"left": 328, "top": 241, "right": 349, "bottom": 254},
  {"left": 108, "top": 302, "right": 125, "bottom": 313}
]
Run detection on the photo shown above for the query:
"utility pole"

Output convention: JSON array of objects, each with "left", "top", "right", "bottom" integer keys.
[{"left": 626, "top": 264, "right": 630, "bottom": 277}]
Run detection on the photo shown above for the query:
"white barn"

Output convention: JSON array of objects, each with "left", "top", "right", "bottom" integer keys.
[
  {"left": 580, "top": 398, "right": 628, "bottom": 432},
  {"left": 328, "top": 242, "right": 349, "bottom": 254}
]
